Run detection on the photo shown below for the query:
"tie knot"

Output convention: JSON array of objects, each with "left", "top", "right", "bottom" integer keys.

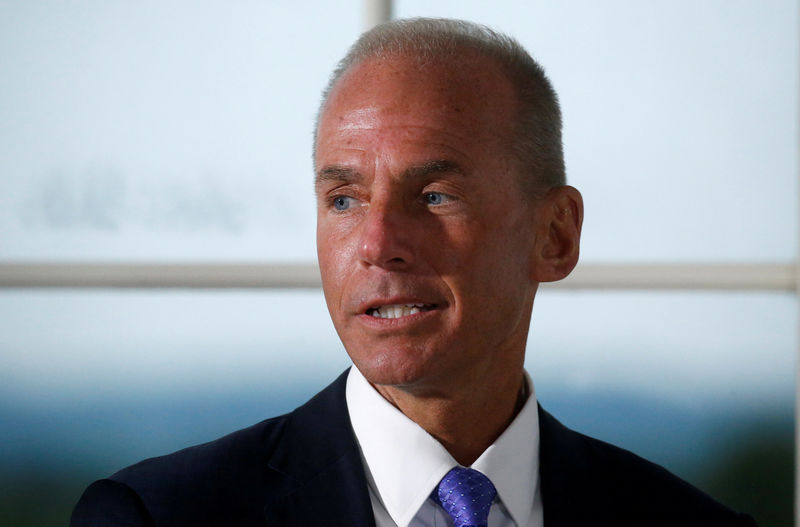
[{"left": 432, "top": 467, "right": 497, "bottom": 527}]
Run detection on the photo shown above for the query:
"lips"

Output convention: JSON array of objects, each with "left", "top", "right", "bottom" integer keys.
[{"left": 366, "top": 303, "right": 436, "bottom": 319}]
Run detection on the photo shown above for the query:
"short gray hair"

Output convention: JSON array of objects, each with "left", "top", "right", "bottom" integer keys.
[{"left": 314, "top": 17, "right": 566, "bottom": 193}]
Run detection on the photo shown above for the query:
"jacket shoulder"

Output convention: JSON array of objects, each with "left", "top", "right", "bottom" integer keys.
[
  {"left": 583, "top": 432, "right": 751, "bottom": 522},
  {"left": 538, "top": 407, "right": 757, "bottom": 526},
  {"left": 72, "top": 370, "right": 357, "bottom": 526},
  {"left": 115, "top": 411, "right": 289, "bottom": 482},
  {"left": 71, "top": 413, "right": 293, "bottom": 527},
  {"left": 71, "top": 478, "right": 155, "bottom": 527}
]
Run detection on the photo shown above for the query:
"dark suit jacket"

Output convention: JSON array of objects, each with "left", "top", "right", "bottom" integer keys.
[{"left": 71, "top": 370, "right": 756, "bottom": 526}]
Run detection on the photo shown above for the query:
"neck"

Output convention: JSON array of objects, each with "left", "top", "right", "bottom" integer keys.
[{"left": 373, "top": 366, "right": 527, "bottom": 466}]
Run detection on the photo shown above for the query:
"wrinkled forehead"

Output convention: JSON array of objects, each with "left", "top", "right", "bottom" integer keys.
[{"left": 315, "top": 52, "right": 518, "bottom": 162}]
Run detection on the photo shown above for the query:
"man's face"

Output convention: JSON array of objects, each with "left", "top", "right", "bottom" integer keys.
[{"left": 315, "top": 53, "right": 540, "bottom": 394}]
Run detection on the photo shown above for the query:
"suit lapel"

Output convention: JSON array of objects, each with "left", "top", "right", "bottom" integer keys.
[
  {"left": 263, "top": 448, "right": 375, "bottom": 526},
  {"left": 262, "top": 370, "right": 376, "bottom": 527}
]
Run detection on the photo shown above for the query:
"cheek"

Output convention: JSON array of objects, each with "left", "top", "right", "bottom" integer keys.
[
  {"left": 317, "top": 224, "right": 361, "bottom": 316},
  {"left": 448, "top": 228, "right": 531, "bottom": 301},
  {"left": 318, "top": 216, "right": 352, "bottom": 266},
  {"left": 319, "top": 238, "right": 358, "bottom": 279}
]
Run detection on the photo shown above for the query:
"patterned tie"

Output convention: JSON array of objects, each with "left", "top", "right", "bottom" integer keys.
[{"left": 432, "top": 467, "right": 497, "bottom": 527}]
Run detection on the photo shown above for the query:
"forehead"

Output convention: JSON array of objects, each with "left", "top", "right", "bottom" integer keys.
[{"left": 315, "top": 52, "right": 518, "bottom": 170}]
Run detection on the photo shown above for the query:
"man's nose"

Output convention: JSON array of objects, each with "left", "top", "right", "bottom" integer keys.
[{"left": 357, "top": 201, "right": 414, "bottom": 270}]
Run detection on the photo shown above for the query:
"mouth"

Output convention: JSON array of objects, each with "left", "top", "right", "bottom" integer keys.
[{"left": 365, "top": 303, "right": 437, "bottom": 319}]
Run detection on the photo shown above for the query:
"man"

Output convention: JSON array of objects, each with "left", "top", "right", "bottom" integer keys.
[{"left": 72, "top": 18, "right": 756, "bottom": 526}]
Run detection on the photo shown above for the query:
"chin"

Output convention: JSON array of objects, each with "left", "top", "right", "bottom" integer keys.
[{"left": 349, "top": 347, "right": 437, "bottom": 389}]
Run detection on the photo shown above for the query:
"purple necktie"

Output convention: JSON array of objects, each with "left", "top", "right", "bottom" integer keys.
[{"left": 432, "top": 467, "right": 497, "bottom": 527}]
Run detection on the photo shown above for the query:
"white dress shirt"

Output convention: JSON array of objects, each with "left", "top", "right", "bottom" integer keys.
[{"left": 346, "top": 367, "right": 543, "bottom": 527}]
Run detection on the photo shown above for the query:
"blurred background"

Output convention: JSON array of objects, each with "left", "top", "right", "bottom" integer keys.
[{"left": 0, "top": 1, "right": 797, "bottom": 526}]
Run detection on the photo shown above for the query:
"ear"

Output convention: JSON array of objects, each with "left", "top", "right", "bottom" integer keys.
[{"left": 531, "top": 185, "right": 583, "bottom": 282}]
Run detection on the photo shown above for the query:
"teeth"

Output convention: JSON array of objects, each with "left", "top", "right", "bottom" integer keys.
[{"left": 370, "top": 304, "right": 427, "bottom": 319}]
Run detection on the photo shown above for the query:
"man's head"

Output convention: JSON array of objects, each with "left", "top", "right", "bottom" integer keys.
[
  {"left": 314, "top": 18, "right": 582, "bottom": 396},
  {"left": 315, "top": 17, "right": 566, "bottom": 196}
]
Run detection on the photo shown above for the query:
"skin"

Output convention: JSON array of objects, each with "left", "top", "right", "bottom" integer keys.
[{"left": 315, "top": 51, "right": 583, "bottom": 465}]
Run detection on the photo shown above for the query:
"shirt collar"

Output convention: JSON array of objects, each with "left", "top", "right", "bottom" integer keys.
[
  {"left": 346, "top": 366, "right": 540, "bottom": 527},
  {"left": 471, "top": 373, "right": 540, "bottom": 527}
]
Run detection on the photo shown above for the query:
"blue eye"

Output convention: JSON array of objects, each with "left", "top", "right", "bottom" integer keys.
[
  {"left": 333, "top": 196, "right": 353, "bottom": 211},
  {"left": 425, "top": 192, "right": 444, "bottom": 205}
]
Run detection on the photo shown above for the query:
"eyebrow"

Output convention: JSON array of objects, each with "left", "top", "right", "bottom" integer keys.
[
  {"left": 315, "top": 159, "right": 464, "bottom": 190},
  {"left": 315, "top": 166, "right": 361, "bottom": 189},
  {"left": 404, "top": 159, "right": 464, "bottom": 179}
]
